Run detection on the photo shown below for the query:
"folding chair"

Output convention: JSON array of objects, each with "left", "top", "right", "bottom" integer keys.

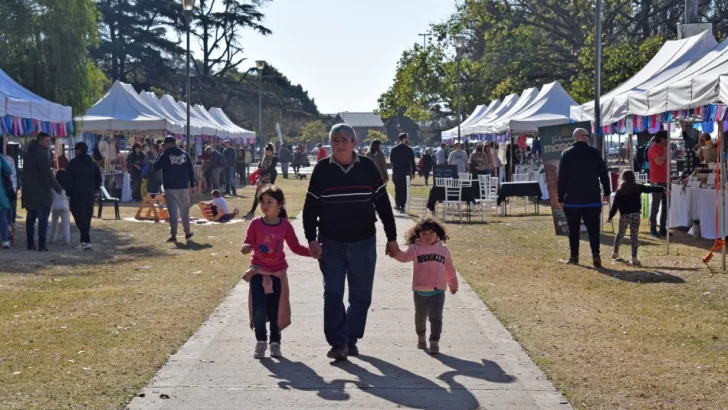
[
  {"left": 442, "top": 178, "right": 462, "bottom": 223},
  {"left": 98, "top": 186, "right": 121, "bottom": 220}
]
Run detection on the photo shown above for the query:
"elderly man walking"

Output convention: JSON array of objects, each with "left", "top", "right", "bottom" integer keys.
[
  {"left": 303, "top": 123, "right": 398, "bottom": 361},
  {"left": 557, "top": 128, "right": 610, "bottom": 267},
  {"left": 23, "top": 132, "right": 63, "bottom": 251},
  {"left": 154, "top": 137, "right": 196, "bottom": 243}
]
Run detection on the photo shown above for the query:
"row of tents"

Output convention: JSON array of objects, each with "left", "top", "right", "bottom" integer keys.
[
  {"left": 442, "top": 30, "right": 727, "bottom": 142},
  {"left": 0, "top": 70, "right": 255, "bottom": 143}
]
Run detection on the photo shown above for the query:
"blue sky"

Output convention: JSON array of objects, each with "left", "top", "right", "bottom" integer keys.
[{"left": 233, "top": 0, "right": 457, "bottom": 114}]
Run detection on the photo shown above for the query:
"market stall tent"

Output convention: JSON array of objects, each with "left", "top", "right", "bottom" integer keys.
[
  {"left": 463, "top": 93, "right": 520, "bottom": 136},
  {"left": 140, "top": 91, "right": 205, "bottom": 136},
  {"left": 0, "top": 67, "right": 72, "bottom": 123},
  {"left": 442, "top": 103, "right": 491, "bottom": 141},
  {"left": 491, "top": 81, "right": 577, "bottom": 134},
  {"left": 469, "top": 87, "right": 540, "bottom": 135},
  {"left": 191, "top": 104, "right": 234, "bottom": 138},
  {"left": 77, "top": 81, "right": 183, "bottom": 133},
  {"left": 208, "top": 107, "right": 256, "bottom": 140},
  {"left": 571, "top": 31, "right": 717, "bottom": 125},
  {"left": 160, "top": 95, "right": 219, "bottom": 136}
]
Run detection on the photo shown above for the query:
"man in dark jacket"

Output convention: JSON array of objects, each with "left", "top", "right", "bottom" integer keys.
[
  {"left": 154, "top": 136, "right": 195, "bottom": 243},
  {"left": 22, "top": 132, "right": 63, "bottom": 251},
  {"left": 222, "top": 140, "right": 238, "bottom": 196},
  {"left": 557, "top": 128, "right": 611, "bottom": 267},
  {"left": 65, "top": 142, "right": 102, "bottom": 250},
  {"left": 389, "top": 133, "right": 416, "bottom": 212},
  {"left": 278, "top": 145, "right": 292, "bottom": 179}
]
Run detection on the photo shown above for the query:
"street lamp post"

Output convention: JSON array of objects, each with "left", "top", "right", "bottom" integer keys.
[
  {"left": 256, "top": 60, "right": 266, "bottom": 156},
  {"left": 181, "top": 0, "right": 195, "bottom": 152},
  {"left": 454, "top": 35, "right": 465, "bottom": 145}
]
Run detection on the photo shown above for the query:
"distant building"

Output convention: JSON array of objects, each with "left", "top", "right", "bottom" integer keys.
[{"left": 333, "top": 112, "right": 386, "bottom": 143}]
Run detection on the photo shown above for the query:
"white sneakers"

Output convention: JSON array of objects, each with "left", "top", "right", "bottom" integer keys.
[
  {"left": 76, "top": 242, "right": 93, "bottom": 251},
  {"left": 2, "top": 241, "right": 10, "bottom": 249},
  {"left": 270, "top": 342, "right": 282, "bottom": 358},
  {"left": 254, "top": 341, "right": 282, "bottom": 359}
]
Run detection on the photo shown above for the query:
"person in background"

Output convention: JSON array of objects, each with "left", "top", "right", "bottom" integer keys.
[
  {"left": 145, "top": 143, "right": 162, "bottom": 195},
  {"left": 0, "top": 153, "right": 13, "bottom": 249},
  {"left": 127, "top": 143, "right": 145, "bottom": 201},
  {"left": 236, "top": 145, "right": 247, "bottom": 186},
  {"left": 23, "top": 132, "right": 63, "bottom": 252},
  {"left": 390, "top": 133, "right": 417, "bottom": 213},
  {"left": 244, "top": 145, "right": 253, "bottom": 185},
  {"left": 557, "top": 128, "right": 610, "bottom": 267},
  {"left": 366, "top": 139, "right": 389, "bottom": 185},
  {"left": 64, "top": 142, "right": 102, "bottom": 251},
  {"left": 421, "top": 148, "right": 433, "bottom": 186},
  {"left": 245, "top": 143, "right": 278, "bottom": 219},
  {"left": 49, "top": 170, "right": 70, "bottom": 245},
  {"left": 697, "top": 133, "right": 718, "bottom": 164},
  {"left": 533, "top": 136, "right": 542, "bottom": 159},
  {"left": 469, "top": 143, "right": 490, "bottom": 179},
  {"left": 203, "top": 189, "right": 237, "bottom": 222},
  {"left": 208, "top": 146, "right": 226, "bottom": 193},
  {"left": 222, "top": 140, "right": 238, "bottom": 196},
  {"left": 647, "top": 130, "right": 669, "bottom": 237},
  {"left": 92, "top": 147, "right": 105, "bottom": 169},
  {"left": 154, "top": 136, "right": 196, "bottom": 243},
  {"left": 57, "top": 146, "right": 69, "bottom": 170},
  {"left": 292, "top": 146, "right": 305, "bottom": 176},
  {"left": 279, "top": 144, "right": 292, "bottom": 179},
  {"left": 1, "top": 142, "right": 18, "bottom": 230},
  {"left": 317, "top": 143, "right": 328, "bottom": 161},
  {"left": 447, "top": 143, "right": 468, "bottom": 174},
  {"left": 435, "top": 143, "right": 448, "bottom": 166}
]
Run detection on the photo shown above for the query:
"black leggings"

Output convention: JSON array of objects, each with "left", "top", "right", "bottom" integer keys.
[{"left": 250, "top": 274, "right": 281, "bottom": 343}]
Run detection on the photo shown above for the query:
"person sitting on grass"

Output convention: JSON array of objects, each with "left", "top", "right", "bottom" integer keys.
[
  {"left": 607, "top": 169, "right": 669, "bottom": 267},
  {"left": 198, "top": 189, "right": 239, "bottom": 222},
  {"left": 389, "top": 217, "right": 458, "bottom": 354}
]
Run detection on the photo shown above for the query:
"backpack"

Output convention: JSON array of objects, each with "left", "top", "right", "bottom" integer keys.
[{"left": 635, "top": 144, "right": 647, "bottom": 168}]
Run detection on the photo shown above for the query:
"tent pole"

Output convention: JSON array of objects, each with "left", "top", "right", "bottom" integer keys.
[
  {"left": 666, "top": 124, "right": 672, "bottom": 255},
  {"left": 720, "top": 125, "right": 726, "bottom": 271}
]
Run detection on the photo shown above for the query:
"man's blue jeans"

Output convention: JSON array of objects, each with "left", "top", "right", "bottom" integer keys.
[
  {"left": 319, "top": 236, "right": 377, "bottom": 347},
  {"left": 225, "top": 166, "right": 236, "bottom": 194},
  {"left": 26, "top": 206, "right": 51, "bottom": 247}
]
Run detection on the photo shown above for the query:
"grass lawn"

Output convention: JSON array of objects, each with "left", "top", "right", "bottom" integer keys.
[
  {"left": 394, "top": 180, "right": 728, "bottom": 409},
  {"left": 0, "top": 177, "right": 309, "bottom": 409}
]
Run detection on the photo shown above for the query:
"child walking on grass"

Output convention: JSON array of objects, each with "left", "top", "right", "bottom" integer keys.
[
  {"left": 607, "top": 170, "right": 668, "bottom": 266},
  {"left": 49, "top": 170, "right": 70, "bottom": 244},
  {"left": 391, "top": 218, "right": 458, "bottom": 354},
  {"left": 240, "top": 185, "right": 310, "bottom": 359}
]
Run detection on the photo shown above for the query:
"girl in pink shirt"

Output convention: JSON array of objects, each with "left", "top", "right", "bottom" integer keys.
[
  {"left": 392, "top": 218, "right": 458, "bottom": 354},
  {"left": 241, "top": 185, "right": 310, "bottom": 359}
]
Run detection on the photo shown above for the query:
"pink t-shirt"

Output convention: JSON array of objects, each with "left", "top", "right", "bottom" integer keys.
[
  {"left": 648, "top": 143, "right": 667, "bottom": 184},
  {"left": 394, "top": 241, "right": 458, "bottom": 292},
  {"left": 243, "top": 217, "right": 310, "bottom": 272}
]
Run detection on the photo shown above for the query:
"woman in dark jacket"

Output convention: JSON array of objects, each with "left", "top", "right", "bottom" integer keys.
[
  {"left": 244, "top": 143, "right": 278, "bottom": 219},
  {"left": 421, "top": 148, "right": 434, "bottom": 186},
  {"left": 127, "top": 143, "right": 145, "bottom": 201},
  {"left": 145, "top": 143, "right": 162, "bottom": 195},
  {"left": 292, "top": 146, "right": 306, "bottom": 175}
]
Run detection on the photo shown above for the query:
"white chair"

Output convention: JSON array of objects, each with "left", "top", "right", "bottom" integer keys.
[
  {"left": 442, "top": 178, "right": 463, "bottom": 223},
  {"left": 476, "top": 175, "right": 497, "bottom": 220},
  {"left": 636, "top": 173, "right": 648, "bottom": 184},
  {"left": 458, "top": 173, "right": 472, "bottom": 181},
  {"left": 513, "top": 173, "right": 530, "bottom": 182}
]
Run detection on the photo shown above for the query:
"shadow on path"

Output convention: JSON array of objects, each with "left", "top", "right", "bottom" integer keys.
[
  {"left": 432, "top": 354, "right": 516, "bottom": 385},
  {"left": 260, "top": 357, "right": 352, "bottom": 401}
]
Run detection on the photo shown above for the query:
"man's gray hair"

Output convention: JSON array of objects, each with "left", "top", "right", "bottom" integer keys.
[
  {"left": 329, "top": 123, "right": 356, "bottom": 142},
  {"left": 572, "top": 128, "right": 590, "bottom": 140}
]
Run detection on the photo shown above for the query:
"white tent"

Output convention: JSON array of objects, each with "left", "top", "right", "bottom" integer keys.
[
  {"left": 463, "top": 93, "right": 520, "bottom": 136},
  {"left": 0, "top": 67, "right": 72, "bottom": 123},
  {"left": 469, "top": 88, "right": 540, "bottom": 135},
  {"left": 191, "top": 104, "right": 233, "bottom": 138},
  {"left": 208, "top": 107, "right": 256, "bottom": 139},
  {"left": 77, "top": 81, "right": 183, "bottom": 133},
  {"left": 442, "top": 103, "right": 491, "bottom": 140},
  {"left": 628, "top": 34, "right": 728, "bottom": 116},
  {"left": 571, "top": 31, "right": 717, "bottom": 125},
  {"left": 160, "top": 95, "right": 219, "bottom": 136},
  {"left": 491, "top": 81, "right": 577, "bottom": 134},
  {"left": 141, "top": 92, "right": 208, "bottom": 136}
]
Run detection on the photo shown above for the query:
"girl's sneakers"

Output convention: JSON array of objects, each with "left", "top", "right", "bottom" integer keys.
[
  {"left": 253, "top": 341, "right": 267, "bottom": 359},
  {"left": 270, "top": 342, "right": 282, "bottom": 358},
  {"left": 631, "top": 258, "right": 642, "bottom": 267},
  {"left": 611, "top": 251, "right": 619, "bottom": 260},
  {"left": 429, "top": 341, "right": 440, "bottom": 355},
  {"left": 417, "top": 335, "right": 427, "bottom": 350}
]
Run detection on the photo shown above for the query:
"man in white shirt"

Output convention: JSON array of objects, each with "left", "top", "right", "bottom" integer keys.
[
  {"left": 435, "top": 143, "right": 448, "bottom": 165},
  {"left": 448, "top": 143, "right": 469, "bottom": 173}
]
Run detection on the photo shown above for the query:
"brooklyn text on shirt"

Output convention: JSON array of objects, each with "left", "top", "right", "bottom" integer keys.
[{"left": 417, "top": 253, "right": 446, "bottom": 265}]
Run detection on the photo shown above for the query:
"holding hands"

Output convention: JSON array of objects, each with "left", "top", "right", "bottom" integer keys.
[{"left": 309, "top": 241, "right": 322, "bottom": 259}]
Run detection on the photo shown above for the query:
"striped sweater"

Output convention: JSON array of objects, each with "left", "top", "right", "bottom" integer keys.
[{"left": 303, "top": 154, "right": 397, "bottom": 243}]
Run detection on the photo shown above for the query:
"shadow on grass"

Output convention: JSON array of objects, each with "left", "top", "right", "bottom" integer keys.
[
  {"left": 260, "top": 357, "right": 351, "bottom": 401},
  {"left": 596, "top": 267, "right": 686, "bottom": 283},
  {"left": 175, "top": 240, "right": 213, "bottom": 251}
]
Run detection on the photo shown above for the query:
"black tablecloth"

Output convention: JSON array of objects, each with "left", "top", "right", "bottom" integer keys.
[
  {"left": 427, "top": 182, "right": 479, "bottom": 212},
  {"left": 497, "top": 182, "right": 542, "bottom": 205}
]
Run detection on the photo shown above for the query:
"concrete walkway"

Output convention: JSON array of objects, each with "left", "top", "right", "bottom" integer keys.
[{"left": 127, "top": 214, "right": 571, "bottom": 410}]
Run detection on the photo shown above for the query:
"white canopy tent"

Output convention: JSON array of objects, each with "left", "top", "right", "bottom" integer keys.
[
  {"left": 191, "top": 104, "right": 233, "bottom": 139},
  {"left": 208, "top": 107, "right": 256, "bottom": 139},
  {"left": 571, "top": 31, "right": 717, "bottom": 125},
  {"left": 0, "top": 67, "right": 72, "bottom": 123},
  {"left": 468, "top": 88, "right": 540, "bottom": 135},
  {"left": 462, "top": 93, "right": 520, "bottom": 136},
  {"left": 160, "top": 95, "right": 218, "bottom": 136},
  {"left": 140, "top": 91, "right": 208, "bottom": 136},
  {"left": 491, "top": 81, "right": 577, "bottom": 134},
  {"left": 442, "top": 103, "right": 492, "bottom": 140},
  {"left": 628, "top": 35, "right": 728, "bottom": 115},
  {"left": 77, "top": 81, "right": 183, "bottom": 134}
]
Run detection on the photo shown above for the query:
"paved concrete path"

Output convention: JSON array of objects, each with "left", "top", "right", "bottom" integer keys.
[{"left": 127, "top": 214, "right": 571, "bottom": 410}]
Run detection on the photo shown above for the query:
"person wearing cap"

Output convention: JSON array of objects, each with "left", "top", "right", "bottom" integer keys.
[
  {"left": 154, "top": 136, "right": 196, "bottom": 243},
  {"left": 557, "top": 128, "right": 610, "bottom": 267},
  {"left": 65, "top": 142, "right": 102, "bottom": 250}
]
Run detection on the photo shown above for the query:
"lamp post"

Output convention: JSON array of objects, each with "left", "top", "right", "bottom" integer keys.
[
  {"left": 181, "top": 0, "right": 195, "bottom": 152},
  {"left": 256, "top": 60, "right": 265, "bottom": 156},
  {"left": 454, "top": 35, "right": 465, "bottom": 145},
  {"left": 595, "top": 0, "right": 602, "bottom": 157}
]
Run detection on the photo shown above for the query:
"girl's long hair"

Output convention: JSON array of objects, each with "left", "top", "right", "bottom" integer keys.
[
  {"left": 616, "top": 169, "right": 638, "bottom": 196},
  {"left": 405, "top": 217, "right": 449, "bottom": 245},
  {"left": 369, "top": 139, "right": 381, "bottom": 154},
  {"left": 258, "top": 185, "right": 288, "bottom": 219}
]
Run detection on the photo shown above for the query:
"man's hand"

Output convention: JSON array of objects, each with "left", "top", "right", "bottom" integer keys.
[
  {"left": 385, "top": 241, "right": 399, "bottom": 257},
  {"left": 603, "top": 196, "right": 610, "bottom": 204},
  {"left": 606, "top": 219, "right": 612, "bottom": 224},
  {"left": 410, "top": 174, "right": 414, "bottom": 180},
  {"left": 665, "top": 190, "right": 672, "bottom": 196},
  {"left": 557, "top": 202, "right": 564, "bottom": 209},
  {"left": 309, "top": 241, "right": 322, "bottom": 259},
  {"left": 189, "top": 187, "right": 196, "bottom": 196},
  {"left": 240, "top": 244, "right": 252, "bottom": 254}
]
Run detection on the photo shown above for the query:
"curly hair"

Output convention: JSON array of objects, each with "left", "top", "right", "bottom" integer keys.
[{"left": 405, "top": 217, "right": 449, "bottom": 245}]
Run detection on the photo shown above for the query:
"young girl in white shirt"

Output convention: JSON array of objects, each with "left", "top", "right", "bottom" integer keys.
[{"left": 49, "top": 170, "right": 70, "bottom": 244}]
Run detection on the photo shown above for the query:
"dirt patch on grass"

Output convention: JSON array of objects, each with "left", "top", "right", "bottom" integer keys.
[
  {"left": 0, "top": 178, "right": 309, "bottom": 409},
  {"left": 397, "top": 181, "right": 728, "bottom": 409}
]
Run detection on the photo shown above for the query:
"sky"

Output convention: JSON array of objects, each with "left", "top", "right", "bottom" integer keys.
[{"left": 233, "top": 0, "right": 457, "bottom": 114}]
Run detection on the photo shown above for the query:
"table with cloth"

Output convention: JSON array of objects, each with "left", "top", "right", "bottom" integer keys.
[
  {"left": 668, "top": 183, "right": 728, "bottom": 240},
  {"left": 427, "top": 181, "right": 479, "bottom": 215},
  {"left": 101, "top": 172, "right": 132, "bottom": 202},
  {"left": 514, "top": 165, "right": 549, "bottom": 200},
  {"left": 497, "top": 181, "right": 542, "bottom": 215}
]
